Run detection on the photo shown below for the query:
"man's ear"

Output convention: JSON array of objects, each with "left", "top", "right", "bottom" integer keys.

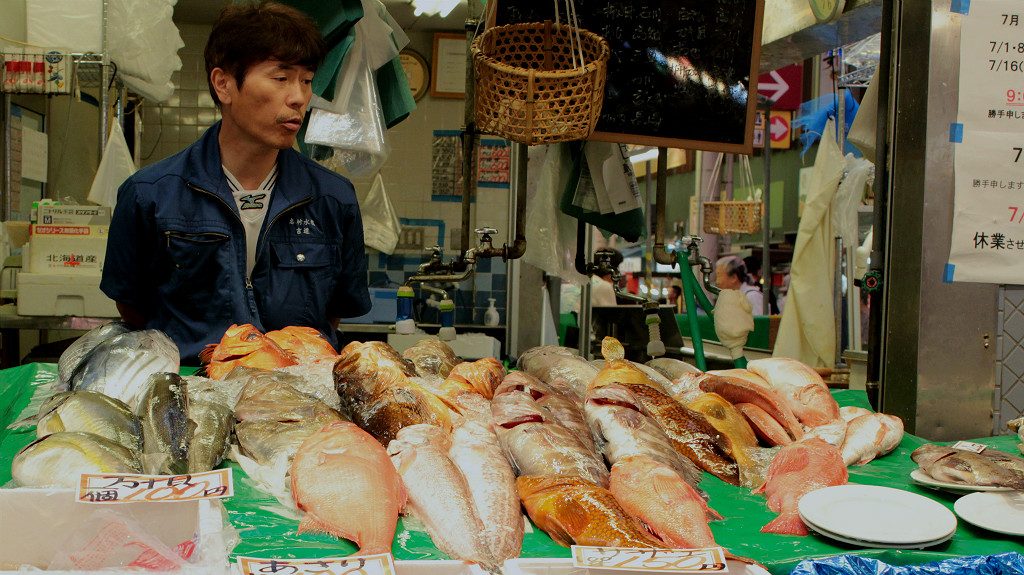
[{"left": 210, "top": 68, "right": 234, "bottom": 106}]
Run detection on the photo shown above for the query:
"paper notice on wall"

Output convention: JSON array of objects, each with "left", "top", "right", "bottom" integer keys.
[
  {"left": 21, "top": 128, "right": 48, "bottom": 183},
  {"left": 947, "top": 0, "right": 1024, "bottom": 284}
]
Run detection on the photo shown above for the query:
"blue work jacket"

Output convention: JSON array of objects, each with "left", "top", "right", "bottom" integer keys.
[{"left": 100, "top": 122, "right": 371, "bottom": 364}]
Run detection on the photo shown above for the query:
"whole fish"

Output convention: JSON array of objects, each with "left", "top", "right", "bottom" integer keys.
[
  {"left": 265, "top": 325, "right": 338, "bottom": 361},
  {"left": 57, "top": 321, "right": 130, "bottom": 388},
  {"left": 186, "top": 399, "right": 233, "bottom": 472},
  {"left": 402, "top": 338, "right": 461, "bottom": 378},
  {"left": 516, "top": 346, "right": 599, "bottom": 401},
  {"left": 622, "top": 382, "right": 739, "bottom": 485},
  {"left": 755, "top": 438, "right": 848, "bottom": 535},
  {"left": 235, "top": 402, "right": 345, "bottom": 465},
  {"left": 585, "top": 384, "right": 703, "bottom": 491},
  {"left": 444, "top": 358, "right": 506, "bottom": 399},
  {"left": 137, "top": 372, "right": 191, "bottom": 475},
  {"left": 495, "top": 371, "right": 596, "bottom": 452},
  {"left": 517, "top": 475, "right": 662, "bottom": 548},
  {"left": 803, "top": 420, "right": 848, "bottom": 448},
  {"left": 747, "top": 358, "right": 840, "bottom": 428},
  {"left": 591, "top": 358, "right": 667, "bottom": 393},
  {"left": 699, "top": 374, "right": 804, "bottom": 441},
  {"left": 840, "top": 406, "right": 872, "bottom": 422},
  {"left": 388, "top": 424, "right": 494, "bottom": 566},
  {"left": 735, "top": 403, "right": 793, "bottom": 446},
  {"left": 292, "top": 422, "right": 406, "bottom": 555},
  {"left": 12, "top": 431, "right": 142, "bottom": 488},
  {"left": 199, "top": 324, "right": 296, "bottom": 380},
  {"left": 36, "top": 391, "right": 142, "bottom": 453},
  {"left": 448, "top": 421, "right": 523, "bottom": 562},
  {"left": 686, "top": 392, "right": 766, "bottom": 487},
  {"left": 69, "top": 329, "right": 180, "bottom": 411},
  {"left": 1010, "top": 417, "right": 1024, "bottom": 454},
  {"left": 912, "top": 444, "right": 1024, "bottom": 489},
  {"left": 645, "top": 358, "right": 703, "bottom": 381},
  {"left": 839, "top": 413, "right": 903, "bottom": 466},
  {"left": 662, "top": 372, "right": 708, "bottom": 405}
]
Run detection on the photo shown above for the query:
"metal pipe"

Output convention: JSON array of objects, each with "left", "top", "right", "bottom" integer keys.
[
  {"left": 761, "top": 99, "right": 772, "bottom": 316},
  {"left": 652, "top": 147, "right": 676, "bottom": 266},
  {"left": 406, "top": 266, "right": 475, "bottom": 286},
  {"left": 834, "top": 236, "right": 845, "bottom": 371},
  {"left": 3, "top": 93, "right": 11, "bottom": 221},
  {"left": 578, "top": 223, "right": 595, "bottom": 357},
  {"left": 459, "top": 9, "right": 480, "bottom": 259}
]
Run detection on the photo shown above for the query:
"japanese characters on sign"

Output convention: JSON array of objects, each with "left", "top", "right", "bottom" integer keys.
[
  {"left": 948, "top": 0, "right": 1024, "bottom": 283},
  {"left": 236, "top": 554, "right": 396, "bottom": 575},
  {"left": 77, "top": 469, "right": 233, "bottom": 504},
  {"left": 571, "top": 546, "right": 729, "bottom": 573}
]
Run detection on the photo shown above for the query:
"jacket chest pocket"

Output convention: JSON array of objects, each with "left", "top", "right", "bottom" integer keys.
[
  {"left": 164, "top": 230, "right": 231, "bottom": 270},
  {"left": 160, "top": 230, "right": 233, "bottom": 306},
  {"left": 264, "top": 241, "right": 338, "bottom": 326}
]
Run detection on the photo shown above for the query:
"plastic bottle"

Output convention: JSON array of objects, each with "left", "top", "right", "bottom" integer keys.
[
  {"left": 483, "top": 298, "right": 500, "bottom": 326},
  {"left": 438, "top": 297, "right": 456, "bottom": 341},
  {"left": 395, "top": 285, "right": 416, "bottom": 335}
]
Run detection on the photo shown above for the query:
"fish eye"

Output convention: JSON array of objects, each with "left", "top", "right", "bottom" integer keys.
[{"left": 245, "top": 333, "right": 260, "bottom": 341}]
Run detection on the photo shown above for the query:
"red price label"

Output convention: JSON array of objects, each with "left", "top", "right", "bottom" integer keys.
[{"left": 77, "top": 469, "right": 233, "bottom": 504}]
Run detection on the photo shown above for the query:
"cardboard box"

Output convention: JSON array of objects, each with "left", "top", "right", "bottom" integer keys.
[
  {"left": 38, "top": 204, "right": 111, "bottom": 225},
  {"left": 16, "top": 272, "right": 118, "bottom": 317},
  {"left": 28, "top": 224, "right": 108, "bottom": 275}
]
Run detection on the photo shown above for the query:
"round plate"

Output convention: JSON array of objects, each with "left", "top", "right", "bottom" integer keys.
[
  {"left": 954, "top": 491, "right": 1024, "bottom": 536},
  {"left": 798, "top": 484, "right": 957, "bottom": 545},
  {"left": 910, "top": 469, "right": 1015, "bottom": 493},
  {"left": 802, "top": 515, "right": 954, "bottom": 549}
]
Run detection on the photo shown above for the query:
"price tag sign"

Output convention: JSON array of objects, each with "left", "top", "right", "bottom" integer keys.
[
  {"left": 236, "top": 554, "right": 396, "bottom": 575},
  {"left": 571, "top": 546, "right": 729, "bottom": 573},
  {"left": 952, "top": 440, "right": 988, "bottom": 453},
  {"left": 78, "top": 468, "right": 233, "bottom": 504}
]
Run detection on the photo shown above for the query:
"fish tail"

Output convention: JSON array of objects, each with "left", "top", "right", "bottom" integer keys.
[
  {"left": 198, "top": 343, "right": 217, "bottom": 365},
  {"left": 760, "top": 512, "right": 808, "bottom": 536}
]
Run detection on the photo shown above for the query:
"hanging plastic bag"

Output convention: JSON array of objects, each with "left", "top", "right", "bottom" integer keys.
[
  {"left": 106, "top": 0, "right": 183, "bottom": 103},
  {"left": 361, "top": 172, "right": 401, "bottom": 254},
  {"left": 523, "top": 144, "right": 590, "bottom": 285},
  {"left": 87, "top": 121, "right": 136, "bottom": 208},
  {"left": 560, "top": 142, "right": 646, "bottom": 242}
]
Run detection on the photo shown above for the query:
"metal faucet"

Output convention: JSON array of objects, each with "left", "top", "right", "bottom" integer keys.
[
  {"left": 418, "top": 283, "right": 449, "bottom": 301},
  {"left": 679, "top": 235, "right": 720, "bottom": 296}
]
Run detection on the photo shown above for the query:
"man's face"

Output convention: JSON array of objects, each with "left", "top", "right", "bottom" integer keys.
[{"left": 215, "top": 60, "right": 313, "bottom": 151}]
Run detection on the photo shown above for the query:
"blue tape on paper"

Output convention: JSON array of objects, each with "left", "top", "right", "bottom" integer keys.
[
  {"left": 949, "top": 123, "right": 964, "bottom": 143},
  {"left": 951, "top": 0, "right": 970, "bottom": 14},
  {"left": 943, "top": 263, "right": 956, "bottom": 283}
]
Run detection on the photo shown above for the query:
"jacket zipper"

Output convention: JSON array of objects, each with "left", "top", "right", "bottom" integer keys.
[{"left": 164, "top": 230, "right": 229, "bottom": 248}]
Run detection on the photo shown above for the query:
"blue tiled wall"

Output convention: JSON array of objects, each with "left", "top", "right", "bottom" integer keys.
[{"left": 367, "top": 252, "right": 507, "bottom": 326}]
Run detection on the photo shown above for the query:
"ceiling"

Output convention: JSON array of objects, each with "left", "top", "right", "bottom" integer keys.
[{"left": 172, "top": 0, "right": 468, "bottom": 31}]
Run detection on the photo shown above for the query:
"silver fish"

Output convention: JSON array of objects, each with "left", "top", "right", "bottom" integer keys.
[
  {"left": 36, "top": 391, "right": 143, "bottom": 453},
  {"left": 70, "top": 329, "right": 180, "bottom": 411},
  {"left": 516, "top": 346, "right": 599, "bottom": 400},
  {"left": 57, "top": 321, "right": 130, "bottom": 388},
  {"left": 138, "top": 372, "right": 192, "bottom": 475},
  {"left": 912, "top": 444, "right": 1024, "bottom": 489},
  {"left": 12, "top": 431, "right": 142, "bottom": 488},
  {"left": 186, "top": 399, "right": 232, "bottom": 472},
  {"left": 645, "top": 357, "right": 703, "bottom": 381},
  {"left": 494, "top": 371, "right": 596, "bottom": 452}
]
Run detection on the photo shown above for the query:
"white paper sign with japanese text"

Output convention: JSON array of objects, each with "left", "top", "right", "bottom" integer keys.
[
  {"left": 77, "top": 468, "right": 233, "bottom": 504},
  {"left": 236, "top": 553, "right": 396, "bottom": 575},
  {"left": 948, "top": 0, "right": 1024, "bottom": 283},
  {"left": 571, "top": 546, "right": 729, "bottom": 573}
]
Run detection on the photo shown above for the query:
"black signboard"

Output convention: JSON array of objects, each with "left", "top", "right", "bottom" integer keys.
[{"left": 494, "top": 1, "right": 765, "bottom": 153}]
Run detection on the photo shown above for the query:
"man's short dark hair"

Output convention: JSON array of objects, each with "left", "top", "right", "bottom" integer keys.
[{"left": 204, "top": 2, "right": 325, "bottom": 107}]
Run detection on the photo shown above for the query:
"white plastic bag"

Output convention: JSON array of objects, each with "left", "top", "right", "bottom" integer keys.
[
  {"left": 523, "top": 145, "right": 589, "bottom": 285},
  {"left": 361, "top": 172, "right": 402, "bottom": 254},
  {"left": 88, "top": 121, "right": 137, "bottom": 207},
  {"left": 106, "top": 0, "right": 184, "bottom": 103}
]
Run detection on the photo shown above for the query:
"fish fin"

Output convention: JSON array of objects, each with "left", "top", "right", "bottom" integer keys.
[
  {"left": 198, "top": 343, "right": 217, "bottom": 365},
  {"left": 760, "top": 513, "right": 808, "bottom": 536},
  {"left": 8, "top": 378, "right": 64, "bottom": 429},
  {"left": 297, "top": 512, "right": 349, "bottom": 540}
]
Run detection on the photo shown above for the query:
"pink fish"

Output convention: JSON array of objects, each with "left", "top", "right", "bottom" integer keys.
[
  {"left": 754, "top": 438, "right": 847, "bottom": 535},
  {"left": 748, "top": 359, "right": 840, "bottom": 428}
]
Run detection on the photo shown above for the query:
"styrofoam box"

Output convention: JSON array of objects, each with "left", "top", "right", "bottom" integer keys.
[
  {"left": 0, "top": 487, "right": 233, "bottom": 574},
  {"left": 387, "top": 332, "right": 501, "bottom": 359},
  {"left": 16, "top": 272, "right": 119, "bottom": 317},
  {"left": 28, "top": 224, "right": 108, "bottom": 275},
  {"left": 395, "top": 558, "right": 769, "bottom": 575}
]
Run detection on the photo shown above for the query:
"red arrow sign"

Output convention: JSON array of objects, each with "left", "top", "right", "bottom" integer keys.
[
  {"left": 769, "top": 115, "right": 790, "bottom": 142},
  {"left": 758, "top": 64, "right": 803, "bottom": 110}
]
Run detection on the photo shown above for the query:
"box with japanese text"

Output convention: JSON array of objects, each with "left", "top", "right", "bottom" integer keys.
[
  {"left": 16, "top": 272, "right": 118, "bottom": 317},
  {"left": 37, "top": 204, "right": 112, "bottom": 225},
  {"left": 27, "top": 224, "right": 108, "bottom": 275}
]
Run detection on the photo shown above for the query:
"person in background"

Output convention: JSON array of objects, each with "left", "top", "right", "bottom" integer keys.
[
  {"left": 776, "top": 273, "right": 791, "bottom": 314},
  {"left": 667, "top": 283, "right": 684, "bottom": 314},
  {"left": 715, "top": 255, "right": 764, "bottom": 316},
  {"left": 100, "top": 2, "right": 371, "bottom": 364},
  {"left": 590, "top": 248, "right": 623, "bottom": 307}
]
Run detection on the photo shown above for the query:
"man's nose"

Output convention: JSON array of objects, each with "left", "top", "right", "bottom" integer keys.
[{"left": 286, "top": 81, "right": 308, "bottom": 108}]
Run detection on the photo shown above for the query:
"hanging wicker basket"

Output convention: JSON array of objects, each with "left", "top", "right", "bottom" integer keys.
[
  {"left": 472, "top": 21, "right": 610, "bottom": 146},
  {"left": 703, "top": 200, "right": 763, "bottom": 235}
]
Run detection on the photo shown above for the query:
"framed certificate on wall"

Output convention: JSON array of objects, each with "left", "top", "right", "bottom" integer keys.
[{"left": 431, "top": 32, "right": 467, "bottom": 99}]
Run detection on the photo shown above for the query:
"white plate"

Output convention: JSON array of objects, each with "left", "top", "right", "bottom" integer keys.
[
  {"left": 798, "top": 484, "right": 957, "bottom": 545},
  {"left": 911, "top": 469, "right": 1015, "bottom": 493},
  {"left": 801, "top": 515, "right": 954, "bottom": 549},
  {"left": 954, "top": 491, "right": 1024, "bottom": 536}
]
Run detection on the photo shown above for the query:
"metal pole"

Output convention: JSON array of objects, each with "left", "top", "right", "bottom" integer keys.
[
  {"left": 578, "top": 224, "right": 595, "bottom": 358},
  {"left": 459, "top": 2, "right": 480, "bottom": 258},
  {"left": 761, "top": 99, "right": 772, "bottom": 316},
  {"left": 834, "top": 236, "right": 845, "bottom": 369},
  {"left": 99, "top": 0, "right": 110, "bottom": 155},
  {"left": 507, "top": 143, "right": 523, "bottom": 356},
  {"left": 2, "top": 93, "right": 11, "bottom": 221}
]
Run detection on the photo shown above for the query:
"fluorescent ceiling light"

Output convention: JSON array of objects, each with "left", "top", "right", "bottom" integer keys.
[
  {"left": 629, "top": 148, "right": 659, "bottom": 164},
  {"left": 411, "top": 0, "right": 462, "bottom": 17}
]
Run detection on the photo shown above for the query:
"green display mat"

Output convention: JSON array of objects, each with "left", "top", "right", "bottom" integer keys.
[{"left": 2, "top": 363, "right": 1022, "bottom": 574}]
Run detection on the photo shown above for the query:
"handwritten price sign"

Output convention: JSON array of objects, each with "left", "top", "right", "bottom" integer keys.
[
  {"left": 236, "top": 554, "right": 396, "bottom": 575},
  {"left": 78, "top": 468, "right": 233, "bottom": 504},
  {"left": 572, "top": 546, "right": 729, "bottom": 573}
]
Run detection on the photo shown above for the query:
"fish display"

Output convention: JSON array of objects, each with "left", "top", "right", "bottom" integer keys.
[
  {"left": 35, "top": 391, "right": 143, "bottom": 454},
  {"left": 516, "top": 346, "right": 599, "bottom": 400},
  {"left": 802, "top": 419, "right": 848, "bottom": 448},
  {"left": 912, "top": 444, "right": 1024, "bottom": 489},
  {"left": 839, "top": 406, "right": 872, "bottom": 422},
  {"left": 518, "top": 475, "right": 661, "bottom": 548},
  {"left": 448, "top": 421, "right": 524, "bottom": 563},
  {"left": 495, "top": 371, "right": 596, "bottom": 452},
  {"left": 839, "top": 413, "right": 903, "bottom": 466},
  {"left": 621, "top": 382, "right": 739, "bottom": 484},
  {"left": 388, "top": 424, "right": 494, "bottom": 566},
  {"left": 1010, "top": 417, "right": 1024, "bottom": 454},
  {"left": 57, "top": 321, "right": 130, "bottom": 387},
  {"left": 402, "top": 338, "right": 461, "bottom": 378},
  {"left": 137, "top": 373, "right": 191, "bottom": 475},
  {"left": 755, "top": 438, "right": 848, "bottom": 535},
  {"left": 747, "top": 358, "right": 840, "bottom": 428},
  {"left": 199, "top": 324, "right": 296, "bottom": 380},
  {"left": 591, "top": 358, "right": 666, "bottom": 392},
  {"left": 443, "top": 358, "right": 506, "bottom": 399},
  {"left": 334, "top": 341, "right": 451, "bottom": 444},
  {"left": 264, "top": 325, "right": 338, "bottom": 361},
  {"left": 291, "top": 422, "right": 406, "bottom": 555},
  {"left": 12, "top": 431, "right": 143, "bottom": 488},
  {"left": 686, "top": 392, "right": 767, "bottom": 487},
  {"left": 492, "top": 389, "right": 608, "bottom": 486},
  {"left": 585, "top": 384, "right": 702, "bottom": 490},
  {"left": 698, "top": 374, "right": 803, "bottom": 442},
  {"left": 645, "top": 358, "right": 703, "bottom": 381},
  {"left": 735, "top": 403, "right": 794, "bottom": 446},
  {"left": 186, "top": 399, "right": 233, "bottom": 473},
  {"left": 68, "top": 329, "right": 180, "bottom": 410}
]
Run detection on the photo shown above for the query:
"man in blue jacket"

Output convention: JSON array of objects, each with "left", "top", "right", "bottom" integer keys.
[{"left": 101, "top": 2, "right": 370, "bottom": 364}]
